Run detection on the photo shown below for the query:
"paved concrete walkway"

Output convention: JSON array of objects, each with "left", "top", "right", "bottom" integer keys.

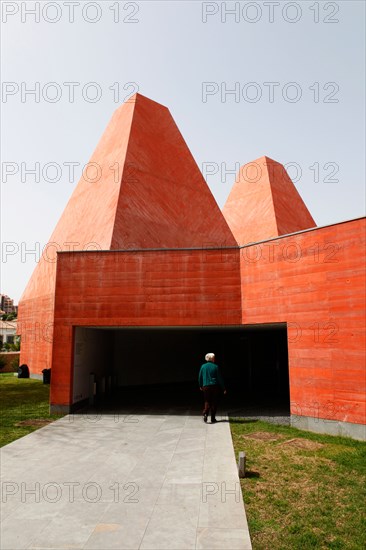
[{"left": 1, "top": 411, "right": 252, "bottom": 549}]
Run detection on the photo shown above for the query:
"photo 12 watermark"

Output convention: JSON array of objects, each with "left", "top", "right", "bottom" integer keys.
[
  {"left": 240, "top": 240, "right": 341, "bottom": 264},
  {"left": 201, "top": 81, "right": 340, "bottom": 103},
  {"left": 202, "top": 160, "right": 340, "bottom": 184},
  {"left": 201, "top": 2, "right": 340, "bottom": 24},
  {"left": 1, "top": 1, "right": 140, "bottom": 24},
  {"left": 0, "top": 237, "right": 342, "bottom": 267},
  {"left": 1, "top": 81, "right": 139, "bottom": 104},
  {"left": 1, "top": 480, "right": 139, "bottom": 504},
  {"left": 202, "top": 481, "right": 241, "bottom": 503},
  {"left": 291, "top": 399, "right": 354, "bottom": 423},
  {"left": 1, "top": 160, "right": 139, "bottom": 185},
  {"left": 287, "top": 321, "right": 340, "bottom": 344},
  {"left": 1, "top": 158, "right": 340, "bottom": 186}
]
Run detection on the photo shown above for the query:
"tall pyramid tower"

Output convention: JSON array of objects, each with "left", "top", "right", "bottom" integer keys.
[
  {"left": 18, "top": 94, "right": 237, "bottom": 373},
  {"left": 22, "top": 94, "right": 237, "bottom": 302},
  {"left": 223, "top": 156, "right": 316, "bottom": 245}
]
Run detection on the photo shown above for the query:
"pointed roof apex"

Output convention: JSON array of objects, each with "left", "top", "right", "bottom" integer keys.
[
  {"left": 257, "top": 155, "right": 276, "bottom": 162},
  {"left": 113, "top": 93, "right": 169, "bottom": 115},
  {"left": 223, "top": 156, "right": 316, "bottom": 245}
]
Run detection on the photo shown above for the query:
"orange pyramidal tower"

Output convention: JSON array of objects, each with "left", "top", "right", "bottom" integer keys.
[
  {"left": 21, "top": 93, "right": 237, "bottom": 301},
  {"left": 18, "top": 94, "right": 237, "bottom": 371},
  {"left": 223, "top": 156, "right": 316, "bottom": 245}
]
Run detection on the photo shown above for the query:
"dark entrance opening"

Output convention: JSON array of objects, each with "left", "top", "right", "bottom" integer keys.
[{"left": 72, "top": 324, "right": 290, "bottom": 418}]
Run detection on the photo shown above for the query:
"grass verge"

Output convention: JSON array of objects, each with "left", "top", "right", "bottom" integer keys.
[
  {"left": 0, "top": 373, "right": 64, "bottom": 447},
  {"left": 230, "top": 418, "right": 366, "bottom": 550}
]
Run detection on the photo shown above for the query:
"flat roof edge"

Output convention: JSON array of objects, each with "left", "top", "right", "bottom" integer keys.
[
  {"left": 57, "top": 216, "right": 365, "bottom": 255},
  {"left": 239, "top": 215, "right": 366, "bottom": 249}
]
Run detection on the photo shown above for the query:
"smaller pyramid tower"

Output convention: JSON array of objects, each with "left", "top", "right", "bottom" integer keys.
[{"left": 223, "top": 156, "right": 316, "bottom": 245}]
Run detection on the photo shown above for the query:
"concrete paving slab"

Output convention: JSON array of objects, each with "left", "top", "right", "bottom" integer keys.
[{"left": 0, "top": 412, "right": 252, "bottom": 549}]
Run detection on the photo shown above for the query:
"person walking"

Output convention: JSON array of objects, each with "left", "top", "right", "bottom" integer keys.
[{"left": 198, "top": 353, "right": 226, "bottom": 423}]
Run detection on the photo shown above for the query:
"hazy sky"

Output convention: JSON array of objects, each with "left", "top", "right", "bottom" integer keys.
[{"left": 1, "top": 0, "right": 365, "bottom": 302}]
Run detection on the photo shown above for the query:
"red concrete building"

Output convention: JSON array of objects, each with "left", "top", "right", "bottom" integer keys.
[{"left": 17, "top": 94, "right": 366, "bottom": 440}]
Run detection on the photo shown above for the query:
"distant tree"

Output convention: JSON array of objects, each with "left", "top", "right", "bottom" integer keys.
[
  {"left": 2, "top": 339, "right": 19, "bottom": 352},
  {"left": 3, "top": 313, "right": 16, "bottom": 321}
]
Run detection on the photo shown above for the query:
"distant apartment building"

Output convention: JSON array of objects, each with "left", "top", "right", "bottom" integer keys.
[{"left": 0, "top": 294, "right": 18, "bottom": 315}]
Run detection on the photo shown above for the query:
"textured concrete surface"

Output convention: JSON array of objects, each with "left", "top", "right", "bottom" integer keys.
[
  {"left": 223, "top": 155, "right": 316, "bottom": 245},
  {"left": 0, "top": 412, "right": 252, "bottom": 549},
  {"left": 291, "top": 415, "right": 366, "bottom": 441},
  {"left": 240, "top": 217, "right": 366, "bottom": 428}
]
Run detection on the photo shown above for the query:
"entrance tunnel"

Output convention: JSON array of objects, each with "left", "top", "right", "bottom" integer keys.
[{"left": 72, "top": 325, "right": 290, "bottom": 416}]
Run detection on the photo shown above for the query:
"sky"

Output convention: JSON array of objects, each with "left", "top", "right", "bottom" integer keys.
[{"left": 1, "top": 0, "right": 365, "bottom": 303}]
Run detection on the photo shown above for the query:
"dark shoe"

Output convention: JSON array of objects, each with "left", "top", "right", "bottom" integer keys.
[
  {"left": 211, "top": 417, "right": 217, "bottom": 423},
  {"left": 203, "top": 414, "right": 208, "bottom": 423}
]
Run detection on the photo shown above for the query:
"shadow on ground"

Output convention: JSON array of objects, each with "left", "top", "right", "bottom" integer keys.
[{"left": 74, "top": 381, "right": 290, "bottom": 426}]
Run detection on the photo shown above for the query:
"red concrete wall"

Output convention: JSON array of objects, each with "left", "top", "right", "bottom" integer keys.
[
  {"left": 17, "top": 94, "right": 236, "bottom": 375},
  {"left": 17, "top": 294, "right": 54, "bottom": 376},
  {"left": 50, "top": 248, "right": 241, "bottom": 407},
  {"left": 241, "top": 218, "right": 366, "bottom": 425}
]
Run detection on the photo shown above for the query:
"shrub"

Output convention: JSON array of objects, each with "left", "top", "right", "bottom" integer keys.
[{"left": 10, "top": 357, "right": 19, "bottom": 371}]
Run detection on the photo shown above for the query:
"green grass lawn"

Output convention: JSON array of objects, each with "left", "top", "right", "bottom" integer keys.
[
  {"left": 230, "top": 418, "right": 366, "bottom": 550},
  {"left": 0, "top": 373, "right": 64, "bottom": 447}
]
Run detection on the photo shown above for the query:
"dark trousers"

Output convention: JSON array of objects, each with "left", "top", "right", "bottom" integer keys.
[{"left": 202, "top": 385, "right": 219, "bottom": 419}]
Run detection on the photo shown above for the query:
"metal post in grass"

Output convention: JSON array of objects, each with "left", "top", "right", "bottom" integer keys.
[{"left": 238, "top": 451, "right": 246, "bottom": 478}]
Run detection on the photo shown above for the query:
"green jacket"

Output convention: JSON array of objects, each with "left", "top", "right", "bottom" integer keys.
[{"left": 198, "top": 361, "right": 225, "bottom": 390}]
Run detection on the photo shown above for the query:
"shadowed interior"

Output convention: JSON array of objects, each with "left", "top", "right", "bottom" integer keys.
[{"left": 72, "top": 325, "right": 290, "bottom": 416}]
